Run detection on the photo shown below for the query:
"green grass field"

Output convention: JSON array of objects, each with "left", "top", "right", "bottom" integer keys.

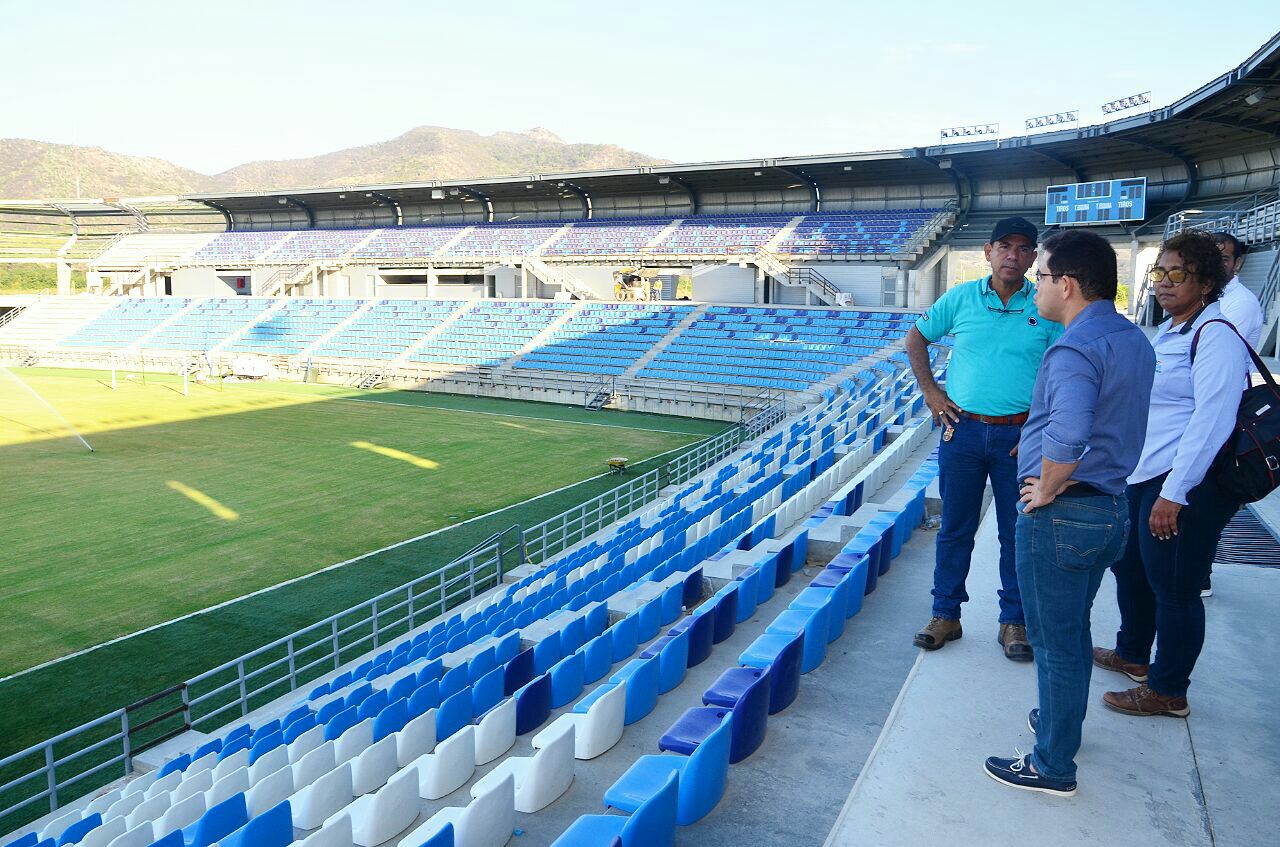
[{"left": 0, "top": 368, "right": 717, "bottom": 677}]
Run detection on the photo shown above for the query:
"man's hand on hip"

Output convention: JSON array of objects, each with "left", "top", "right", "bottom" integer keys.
[
  {"left": 924, "top": 387, "right": 961, "bottom": 426},
  {"left": 1019, "top": 476, "right": 1056, "bottom": 513}
]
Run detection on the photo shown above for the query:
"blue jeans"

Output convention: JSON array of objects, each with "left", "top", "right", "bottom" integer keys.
[
  {"left": 1017, "top": 494, "right": 1129, "bottom": 781},
  {"left": 931, "top": 417, "right": 1023, "bottom": 624},
  {"left": 1112, "top": 473, "right": 1239, "bottom": 698}
]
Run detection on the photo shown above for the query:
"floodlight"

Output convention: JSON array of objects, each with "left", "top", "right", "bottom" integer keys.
[
  {"left": 658, "top": 176, "right": 670, "bottom": 184},
  {"left": 1245, "top": 88, "right": 1264, "bottom": 106},
  {"left": 431, "top": 189, "right": 445, "bottom": 199},
  {"left": 1024, "top": 110, "right": 1078, "bottom": 130},
  {"left": 940, "top": 123, "right": 999, "bottom": 140},
  {"left": 1101, "top": 91, "right": 1151, "bottom": 114}
]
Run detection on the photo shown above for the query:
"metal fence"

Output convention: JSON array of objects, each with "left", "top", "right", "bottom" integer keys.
[{"left": 0, "top": 417, "right": 760, "bottom": 835}]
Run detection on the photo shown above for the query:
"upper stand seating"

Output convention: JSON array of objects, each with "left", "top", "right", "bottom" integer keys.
[
  {"left": 542, "top": 218, "right": 673, "bottom": 256},
  {"left": 444, "top": 222, "right": 568, "bottom": 258},
  {"left": 651, "top": 214, "right": 791, "bottom": 255},
  {"left": 640, "top": 307, "right": 916, "bottom": 391},
  {"left": 350, "top": 227, "right": 469, "bottom": 261},
  {"left": 514, "top": 304, "right": 695, "bottom": 376},
  {"left": 224, "top": 300, "right": 363, "bottom": 356},
  {"left": 266, "top": 231, "right": 372, "bottom": 263},
  {"left": 775, "top": 209, "right": 940, "bottom": 255},
  {"left": 190, "top": 233, "right": 293, "bottom": 265}
]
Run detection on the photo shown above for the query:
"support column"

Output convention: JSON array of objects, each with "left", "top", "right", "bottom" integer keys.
[
  {"left": 895, "top": 262, "right": 910, "bottom": 308},
  {"left": 56, "top": 261, "right": 72, "bottom": 296},
  {"left": 521, "top": 265, "right": 529, "bottom": 299},
  {"left": 427, "top": 268, "right": 438, "bottom": 298},
  {"left": 939, "top": 248, "right": 953, "bottom": 298},
  {"left": 1127, "top": 238, "right": 1141, "bottom": 317}
]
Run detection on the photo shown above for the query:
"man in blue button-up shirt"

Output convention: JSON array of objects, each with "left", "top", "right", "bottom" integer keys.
[{"left": 983, "top": 229, "right": 1155, "bottom": 797}]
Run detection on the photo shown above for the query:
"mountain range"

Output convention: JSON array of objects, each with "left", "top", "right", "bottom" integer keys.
[{"left": 0, "top": 126, "right": 668, "bottom": 199}]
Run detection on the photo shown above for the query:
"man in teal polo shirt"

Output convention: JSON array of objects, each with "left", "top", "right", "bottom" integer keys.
[{"left": 906, "top": 217, "right": 1063, "bottom": 660}]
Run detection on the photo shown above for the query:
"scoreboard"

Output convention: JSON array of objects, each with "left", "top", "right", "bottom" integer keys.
[{"left": 1044, "top": 178, "right": 1147, "bottom": 226}]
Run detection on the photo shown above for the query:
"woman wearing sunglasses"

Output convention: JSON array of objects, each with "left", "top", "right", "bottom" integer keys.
[{"left": 1094, "top": 229, "right": 1247, "bottom": 717}]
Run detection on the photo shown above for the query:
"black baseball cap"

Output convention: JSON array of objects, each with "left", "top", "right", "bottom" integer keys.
[{"left": 989, "top": 216, "right": 1038, "bottom": 245}]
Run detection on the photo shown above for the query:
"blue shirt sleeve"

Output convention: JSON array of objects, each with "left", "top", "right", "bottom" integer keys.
[
  {"left": 1162, "top": 322, "right": 1248, "bottom": 504},
  {"left": 915, "top": 288, "right": 958, "bottom": 342},
  {"left": 1041, "top": 346, "right": 1100, "bottom": 464}
]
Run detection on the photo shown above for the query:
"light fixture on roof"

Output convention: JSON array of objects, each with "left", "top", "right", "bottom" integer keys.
[
  {"left": 277, "top": 198, "right": 287, "bottom": 204},
  {"left": 1024, "top": 110, "right": 1078, "bottom": 131},
  {"left": 658, "top": 176, "right": 670, "bottom": 184},
  {"left": 1245, "top": 88, "right": 1265, "bottom": 106},
  {"left": 940, "top": 123, "right": 999, "bottom": 140},
  {"left": 338, "top": 193, "right": 346, "bottom": 199},
  {"left": 1101, "top": 91, "right": 1151, "bottom": 114},
  {"left": 526, "top": 184, "right": 535, "bottom": 189},
  {"left": 843, "top": 166, "right": 852, "bottom": 171},
  {"left": 431, "top": 189, "right": 445, "bottom": 199},
  {"left": 753, "top": 171, "right": 762, "bottom": 176}
]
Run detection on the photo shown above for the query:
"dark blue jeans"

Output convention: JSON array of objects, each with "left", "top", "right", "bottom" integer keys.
[
  {"left": 1017, "top": 494, "right": 1128, "bottom": 782},
  {"left": 1112, "top": 473, "right": 1240, "bottom": 698},
  {"left": 932, "top": 417, "right": 1023, "bottom": 624}
]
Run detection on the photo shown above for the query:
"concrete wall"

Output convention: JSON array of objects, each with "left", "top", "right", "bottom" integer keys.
[
  {"left": 171, "top": 268, "right": 245, "bottom": 297},
  {"left": 562, "top": 266, "right": 617, "bottom": 299},
  {"left": 800, "top": 264, "right": 886, "bottom": 305},
  {"left": 493, "top": 267, "right": 520, "bottom": 299},
  {"left": 692, "top": 264, "right": 755, "bottom": 303}
]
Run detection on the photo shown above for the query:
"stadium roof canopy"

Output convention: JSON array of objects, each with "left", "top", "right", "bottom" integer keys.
[{"left": 5, "top": 32, "right": 1279, "bottom": 227}]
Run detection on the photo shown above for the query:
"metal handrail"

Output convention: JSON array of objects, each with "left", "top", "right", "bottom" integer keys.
[{"left": 900, "top": 201, "right": 958, "bottom": 256}]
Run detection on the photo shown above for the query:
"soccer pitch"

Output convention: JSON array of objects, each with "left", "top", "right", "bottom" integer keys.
[{"left": 0, "top": 368, "right": 719, "bottom": 679}]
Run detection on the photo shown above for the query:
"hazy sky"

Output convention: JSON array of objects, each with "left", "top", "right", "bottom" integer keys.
[{"left": 4, "top": 1, "right": 1277, "bottom": 174}]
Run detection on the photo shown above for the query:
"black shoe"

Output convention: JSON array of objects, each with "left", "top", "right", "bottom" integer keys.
[
  {"left": 984, "top": 751, "right": 1076, "bottom": 797},
  {"left": 1028, "top": 708, "right": 1039, "bottom": 735}
]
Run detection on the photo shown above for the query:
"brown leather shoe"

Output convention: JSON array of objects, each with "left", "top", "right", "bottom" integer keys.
[
  {"left": 998, "top": 623, "right": 1033, "bottom": 662},
  {"left": 1102, "top": 683, "right": 1190, "bottom": 717},
  {"left": 1092, "top": 647, "right": 1149, "bottom": 682},
  {"left": 913, "top": 616, "right": 962, "bottom": 650}
]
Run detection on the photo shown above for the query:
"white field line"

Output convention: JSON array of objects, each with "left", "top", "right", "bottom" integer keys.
[{"left": 0, "top": 437, "right": 702, "bottom": 684}]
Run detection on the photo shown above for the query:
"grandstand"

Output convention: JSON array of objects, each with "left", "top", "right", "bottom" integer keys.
[{"left": 2, "top": 29, "right": 1279, "bottom": 847}]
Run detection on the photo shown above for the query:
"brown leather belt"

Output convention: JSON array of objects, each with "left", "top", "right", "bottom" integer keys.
[{"left": 958, "top": 410, "right": 1029, "bottom": 426}]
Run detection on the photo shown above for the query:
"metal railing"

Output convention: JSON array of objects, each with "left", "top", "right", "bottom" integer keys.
[
  {"left": 0, "top": 526, "right": 518, "bottom": 832},
  {"left": 1162, "top": 192, "right": 1280, "bottom": 246},
  {"left": 740, "top": 389, "right": 789, "bottom": 436},
  {"left": 899, "top": 201, "right": 959, "bottom": 256},
  {"left": 1239, "top": 198, "right": 1280, "bottom": 246},
  {"left": 753, "top": 248, "right": 842, "bottom": 305},
  {"left": 0, "top": 305, "right": 28, "bottom": 332}
]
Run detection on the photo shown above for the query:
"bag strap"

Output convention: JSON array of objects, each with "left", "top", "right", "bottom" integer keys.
[{"left": 1190, "top": 317, "right": 1277, "bottom": 389}]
